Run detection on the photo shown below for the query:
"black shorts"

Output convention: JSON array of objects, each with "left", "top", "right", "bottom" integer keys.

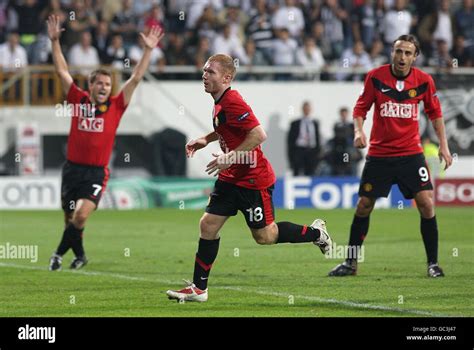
[
  {"left": 359, "top": 153, "right": 433, "bottom": 199},
  {"left": 205, "top": 180, "right": 275, "bottom": 229},
  {"left": 61, "top": 161, "right": 109, "bottom": 212}
]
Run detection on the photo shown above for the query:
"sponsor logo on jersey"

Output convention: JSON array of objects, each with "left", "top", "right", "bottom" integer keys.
[
  {"left": 380, "top": 101, "right": 418, "bottom": 119},
  {"left": 78, "top": 116, "right": 104, "bottom": 132}
]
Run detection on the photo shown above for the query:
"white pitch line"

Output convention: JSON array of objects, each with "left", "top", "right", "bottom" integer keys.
[
  {"left": 217, "top": 286, "right": 448, "bottom": 316},
  {"left": 0, "top": 262, "right": 452, "bottom": 317}
]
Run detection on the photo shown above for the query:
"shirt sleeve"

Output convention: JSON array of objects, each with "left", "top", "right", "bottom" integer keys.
[
  {"left": 111, "top": 91, "right": 128, "bottom": 123},
  {"left": 66, "top": 83, "right": 85, "bottom": 104},
  {"left": 423, "top": 75, "right": 442, "bottom": 120},
  {"left": 225, "top": 98, "right": 260, "bottom": 132},
  {"left": 353, "top": 70, "right": 376, "bottom": 120}
]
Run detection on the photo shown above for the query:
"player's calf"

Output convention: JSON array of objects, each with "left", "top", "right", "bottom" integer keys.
[
  {"left": 275, "top": 219, "right": 333, "bottom": 254},
  {"left": 251, "top": 223, "right": 278, "bottom": 245}
]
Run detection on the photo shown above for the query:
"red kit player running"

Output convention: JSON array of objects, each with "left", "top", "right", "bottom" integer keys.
[{"left": 166, "top": 54, "right": 333, "bottom": 302}]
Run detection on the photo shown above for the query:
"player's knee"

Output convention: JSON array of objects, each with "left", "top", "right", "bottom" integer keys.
[
  {"left": 199, "top": 216, "right": 219, "bottom": 238},
  {"left": 416, "top": 195, "right": 434, "bottom": 217},
  {"left": 72, "top": 211, "right": 89, "bottom": 227},
  {"left": 418, "top": 197, "right": 433, "bottom": 209},
  {"left": 252, "top": 226, "right": 277, "bottom": 245},
  {"left": 254, "top": 234, "right": 273, "bottom": 245}
]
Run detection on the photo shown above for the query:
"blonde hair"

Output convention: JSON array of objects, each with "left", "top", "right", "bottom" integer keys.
[{"left": 207, "top": 54, "right": 237, "bottom": 80}]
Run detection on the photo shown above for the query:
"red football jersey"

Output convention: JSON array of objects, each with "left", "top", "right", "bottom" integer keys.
[
  {"left": 353, "top": 64, "right": 442, "bottom": 157},
  {"left": 66, "top": 84, "right": 128, "bottom": 166},
  {"left": 212, "top": 88, "right": 276, "bottom": 190}
]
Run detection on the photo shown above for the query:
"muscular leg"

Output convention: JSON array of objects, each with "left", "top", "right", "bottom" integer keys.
[
  {"left": 328, "top": 196, "right": 376, "bottom": 276},
  {"left": 54, "top": 199, "right": 96, "bottom": 258},
  {"left": 71, "top": 199, "right": 96, "bottom": 229},
  {"left": 415, "top": 190, "right": 439, "bottom": 266},
  {"left": 347, "top": 196, "right": 376, "bottom": 261},
  {"left": 64, "top": 211, "right": 73, "bottom": 227},
  {"left": 250, "top": 222, "right": 279, "bottom": 245},
  {"left": 54, "top": 211, "right": 74, "bottom": 256},
  {"left": 251, "top": 220, "right": 326, "bottom": 246},
  {"left": 68, "top": 199, "right": 96, "bottom": 258},
  {"left": 192, "top": 213, "right": 228, "bottom": 290},
  {"left": 414, "top": 190, "right": 435, "bottom": 219}
]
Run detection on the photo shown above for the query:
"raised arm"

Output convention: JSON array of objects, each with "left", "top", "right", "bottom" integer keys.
[
  {"left": 47, "top": 15, "right": 73, "bottom": 96},
  {"left": 121, "top": 26, "right": 164, "bottom": 106}
]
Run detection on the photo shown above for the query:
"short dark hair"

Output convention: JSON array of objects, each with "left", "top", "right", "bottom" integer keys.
[
  {"left": 89, "top": 68, "right": 112, "bottom": 84},
  {"left": 340, "top": 107, "right": 349, "bottom": 113},
  {"left": 392, "top": 34, "right": 421, "bottom": 55}
]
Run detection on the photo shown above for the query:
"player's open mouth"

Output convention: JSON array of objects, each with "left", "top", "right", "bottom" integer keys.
[{"left": 98, "top": 91, "right": 107, "bottom": 98}]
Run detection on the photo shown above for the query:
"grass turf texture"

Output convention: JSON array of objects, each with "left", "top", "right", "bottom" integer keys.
[{"left": 0, "top": 208, "right": 472, "bottom": 317}]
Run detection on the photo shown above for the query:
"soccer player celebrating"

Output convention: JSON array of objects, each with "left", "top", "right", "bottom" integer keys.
[
  {"left": 47, "top": 15, "right": 164, "bottom": 271},
  {"left": 166, "top": 54, "right": 333, "bottom": 302},
  {"left": 328, "top": 35, "right": 453, "bottom": 278}
]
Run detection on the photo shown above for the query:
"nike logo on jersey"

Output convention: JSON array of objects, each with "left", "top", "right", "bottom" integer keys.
[
  {"left": 237, "top": 112, "right": 250, "bottom": 121},
  {"left": 372, "top": 78, "right": 428, "bottom": 101}
]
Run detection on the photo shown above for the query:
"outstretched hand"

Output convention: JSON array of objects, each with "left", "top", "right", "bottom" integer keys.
[
  {"left": 185, "top": 138, "right": 207, "bottom": 158},
  {"left": 139, "top": 26, "right": 164, "bottom": 49},
  {"left": 46, "top": 15, "right": 64, "bottom": 41}
]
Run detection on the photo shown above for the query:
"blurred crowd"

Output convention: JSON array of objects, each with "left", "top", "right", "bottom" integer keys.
[{"left": 0, "top": 0, "right": 473, "bottom": 80}]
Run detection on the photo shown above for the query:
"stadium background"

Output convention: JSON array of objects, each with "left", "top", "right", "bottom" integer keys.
[
  {"left": 0, "top": 0, "right": 473, "bottom": 319},
  {"left": 1, "top": 0, "right": 472, "bottom": 210}
]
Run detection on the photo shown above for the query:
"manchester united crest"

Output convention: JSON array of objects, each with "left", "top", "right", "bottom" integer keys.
[
  {"left": 408, "top": 89, "right": 417, "bottom": 98},
  {"left": 363, "top": 183, "right": 373, "bottom": 192},
  {"left": 98, "top": 104, "right": 108, "bottom": 113}
]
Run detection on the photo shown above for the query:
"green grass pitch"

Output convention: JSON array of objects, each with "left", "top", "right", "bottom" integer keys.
[{"left": 0, "top": 208, "right": 472, "bottom": 317}]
